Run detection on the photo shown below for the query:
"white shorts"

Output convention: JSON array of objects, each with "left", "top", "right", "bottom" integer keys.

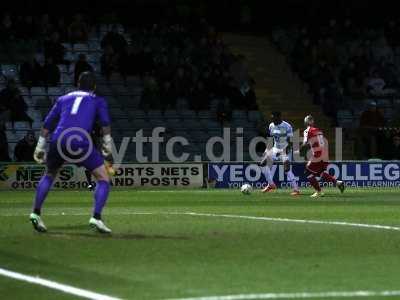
[{"left": 264, "top": 147, "right": 291, "bottom": 162}]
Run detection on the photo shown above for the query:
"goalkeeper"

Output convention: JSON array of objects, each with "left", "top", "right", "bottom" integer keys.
[{"left": 30, "top": 72, "right": 113, "bottom": 234}]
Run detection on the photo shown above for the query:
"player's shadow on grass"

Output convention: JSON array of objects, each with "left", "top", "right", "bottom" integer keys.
[{"left": 47, "top": 228, "right": 190, "bottom": 240}]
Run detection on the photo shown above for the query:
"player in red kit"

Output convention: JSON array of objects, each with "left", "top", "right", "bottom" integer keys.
[{"left": 302, "top": 115, "right": 345, "bottom": 197}]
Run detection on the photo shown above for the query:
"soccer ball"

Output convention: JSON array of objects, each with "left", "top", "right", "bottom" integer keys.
[{"left": 240, "top": 184, "right": 252, "bottom": 195}]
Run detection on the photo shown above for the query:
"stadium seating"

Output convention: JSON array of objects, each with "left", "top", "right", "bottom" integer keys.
[{"left": 1, "top": 23, "right": 263, "bottom": 162}]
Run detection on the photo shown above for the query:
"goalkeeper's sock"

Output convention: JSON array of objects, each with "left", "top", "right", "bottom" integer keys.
[
  {"left": 307, "top": 174, "right": 321, "bottom": 191},
  {"left": 321, "top": 172, "right": 337, "bottom": 184},
  {"left": 262, "top": 166, "right": 275, "bottom": 185},
  {"left": 93, "top": 180, "right": 110, "bottom": 220},
  {"left": 286, "top": 170, "right": 299, "bottom": 191},
  {"left": 33, "top": 175, "right": 54, "bottom": 214}
]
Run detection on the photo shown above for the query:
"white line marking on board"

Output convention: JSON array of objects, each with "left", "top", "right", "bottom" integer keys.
[
  {"left": 1, "top": 210, "right": 400, "bottom": 232},
  {"left": 0, "top": 267, "right": 122, "bottom": 300},
  {"left": 166, "top": 290, "right": 400, "bottom": 300}
]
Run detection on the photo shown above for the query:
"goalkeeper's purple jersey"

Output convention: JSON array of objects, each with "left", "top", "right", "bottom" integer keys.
[{"left": 43, "top": 91, "right": 110, "bottom": 143}]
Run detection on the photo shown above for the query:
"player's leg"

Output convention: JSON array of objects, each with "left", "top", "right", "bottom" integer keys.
[
  {"left": 29, "top": 144, "right": 64, "bottom": 232},
  {"left": 305, "top": 162, "right": 324, "bottom": 198},
  {"left": 30, "top": 144, "right": 63, "bottom": 232},
  {"left": 89, "top": 165, "right": 111, "bottom": 233},
  {"left": 30, "top": 169, "right": 59, "bottom": 232},
  {"left": 320, "top": 166, "right": 345, "bottom": 193},
  {"left": 81, "top": 148, "right": 112, "bottom": 233},
  {"left": 261, "top": 149, "right": 277, "bottom": 192},
  {"left": 283, "top": 156, "right": 299, "bottom": 196}
]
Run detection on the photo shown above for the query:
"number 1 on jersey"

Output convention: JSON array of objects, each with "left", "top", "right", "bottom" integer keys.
[{"left": 71, "top": 96, "right": 83, "bottom": 115}]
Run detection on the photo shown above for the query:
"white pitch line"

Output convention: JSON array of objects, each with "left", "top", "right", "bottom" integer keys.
[
  {"left": 179, "top": 212, "right": 400, "bottom": 232},
  {"left": 0, "top": 267, "right": 122, "bottom": 300},
  {"left": 1, "top": 210, "right": 400, "bottom": 232},
  {"left": 167, "top": 290, "right": 400, "bottom": 300}
]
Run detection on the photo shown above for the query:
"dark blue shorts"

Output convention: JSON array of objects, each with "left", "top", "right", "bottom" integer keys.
[{"left": 47, "top": 141, "right": 104, "bottom": 172}]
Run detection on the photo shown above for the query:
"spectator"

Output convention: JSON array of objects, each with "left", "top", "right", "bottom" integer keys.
[
  {"left": 0, "top": 125, "right": 11, "bottom": 162},
  {"left": 44, "top": 32, "right": 70, "bottom": 70},
  {"left": 101, "top": 25, "right": 127, "bottom": 54},
  {"left": 360, "top": 101, "right": 385, "bottom": 128},
  {"left": 74, "top": 54, "right": 93, "bottom": 86},
  {"left": 140, "top": 74, "right": 160, "bottom": 109},
  {"left": 14, "top": 15, "right": 37, "bottom": 40},
  {"left": 0, "top": 13, "right": 14, "bottom": 42},
  {"left": 357, "top": 101, "right": 385, "bottom": 159},
  {"left": 38, "top": 14, "right": 53, "bottom": 37},
  {"left": 384, "top": 134, "right": 400, "bottom": 160},
  {"left": 216, "top": 98, "right": 232, "bottom": 125},
  {"left": 0, "top": 79, "right": 33, "bottom": 126},
  {"left": 20, "top": 56, "right": 43, "bottom": 88},
  {"left": 54, "top": 17, "right": 69, "bottom": 42},
  {"left": 159, "top": 81, "right": 177, "bottom": 109},
  {"left": 100, "top": 45, "right": 117, "bottom": 81},
  {"left": 366, "top": 70, "right": 390, "bottom": 96},
  {"left": 190, "top": 80, "right": 209, "bottom": 110},
  {"left": 68, "top": 14, "right": 88, "bottom": 43},
  {"left": 43, "top": 57, "right": 61, "bottom": 87},
  {"left": 14, "top": 130, "right": 36, "bottom": 162}
]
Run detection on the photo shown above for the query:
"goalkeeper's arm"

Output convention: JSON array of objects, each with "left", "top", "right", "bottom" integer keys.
[
  {"left": 33, "top": 128, "right": 50, "bottom": 164},
  {"left": 101, "top": 126, "right": 113, "bottom": 158}
]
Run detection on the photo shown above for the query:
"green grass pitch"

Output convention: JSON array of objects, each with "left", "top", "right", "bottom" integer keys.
[{"left": 1, "top": 188, "right": 400, "bottom": 300}]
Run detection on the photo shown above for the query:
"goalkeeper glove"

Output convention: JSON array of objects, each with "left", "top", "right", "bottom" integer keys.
[
  {"left": 102, "top": 134, "right": 113, "bottom": 157},
  {"left": 33, "top": 136, "right": 47, "bottom": 164}
]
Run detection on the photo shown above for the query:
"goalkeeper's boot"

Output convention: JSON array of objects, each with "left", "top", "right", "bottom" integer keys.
[
  {"left": 290, "top": 190, "right": 301, "bottom": 196},
  {"left": 262, "top": 183, "right": 277, "bottom": 193},
  {"left": 89, "top": 217, "right": 112, "bottom": 234},
  {"left": 337, "top": 181, "right": 345, "bottom": 193},
  {"left": 30, "top": 213, "right": 47, "bottom": 233},
  {"left": 310, "top": 191, "right": 325, "bottom": 198}
]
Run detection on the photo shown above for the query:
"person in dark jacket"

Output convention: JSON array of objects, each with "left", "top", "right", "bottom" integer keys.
[
  {"left": 74, "top": 54, "right": 93, "bottom": 86},
  {"left": 14, "top": 131, "right": 36, "bottom": 161}
]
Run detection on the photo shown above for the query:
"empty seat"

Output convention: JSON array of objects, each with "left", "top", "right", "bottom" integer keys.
[
  {"left": 30, "top": 87, "right": 47, "bottom": 96},
  {"left": 47, "top": 87, "right": 64, "bottom": 96},
  {"left": 116, "top": 119, "right": 132, "bottom": 129},
  {"left": 163, "top": 110, "right": 178, "bottom": 119},
  {"left": 73, "top": 44, "right": 89, "bottom": 52},
  {"left": 18, "top": 86, "right": 30, "bottom": 96},
  {"left": 32, "top": 121, "right": 42, "bottom": 129},
  {"left": 232, "top": 110, "right": 247, "bottom": 119},
  {"left": 248, "top": 110, "right": 263, "bottom": 122},
  {"left": 129, "top": 110, "right": 147, "bottom": 119},
  {"left": 197, "top": 111, "right": 213, "bottom": 119},
  {"left": 147, "top": 110, "right": 162, "bottom": 119},
  {"left": 179, "top": 110, "right": 196, "bottom": 119},
  {"left": 61, "top": 43, "right": 73, "bottom": 51},
  {"left": 14, "top": 122, "right": 31, "bottom": 130}
]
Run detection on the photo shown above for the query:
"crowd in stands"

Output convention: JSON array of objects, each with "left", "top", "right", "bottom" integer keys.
[
  {"left": 1, "top": 13, "right": 256, "bottom": 112},
  {"left": 272, "top": 18, "right": 400, "bottom": 159},
  {"left": 99, "top": 21, "right": 257, "bottom": 111},
  {"left": 0, "top": 13, "right": 258, "bottom": 161}
]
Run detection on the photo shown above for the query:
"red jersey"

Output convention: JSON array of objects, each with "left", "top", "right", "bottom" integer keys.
[{"left": 303, "top": 126, "right": 328, "bottom": 159}]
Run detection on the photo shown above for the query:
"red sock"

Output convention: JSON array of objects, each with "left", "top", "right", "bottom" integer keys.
[
  {"left": 308, "top": 175, "right": 321, "bottom": 191},
  {"left": 321, "top": 172, "right": 337, "bottom": 184}
]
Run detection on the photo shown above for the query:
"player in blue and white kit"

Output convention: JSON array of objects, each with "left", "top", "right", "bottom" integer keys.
[
  {"left": 30, "top": 72, "right": 114, "bottom": 233},
  {"left": 259, "top": 111, "right": 300, "bottom": 195}
]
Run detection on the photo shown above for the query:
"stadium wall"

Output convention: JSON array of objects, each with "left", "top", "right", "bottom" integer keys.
[
  {"left": 1, "top": 161, "right": 399, "bottom": 190},
  {"left": 208, "top": 161, "right": 400, "bottom": 189},
  {"left": 0, "top": 163, "right": 204, "bottom": 190}
]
